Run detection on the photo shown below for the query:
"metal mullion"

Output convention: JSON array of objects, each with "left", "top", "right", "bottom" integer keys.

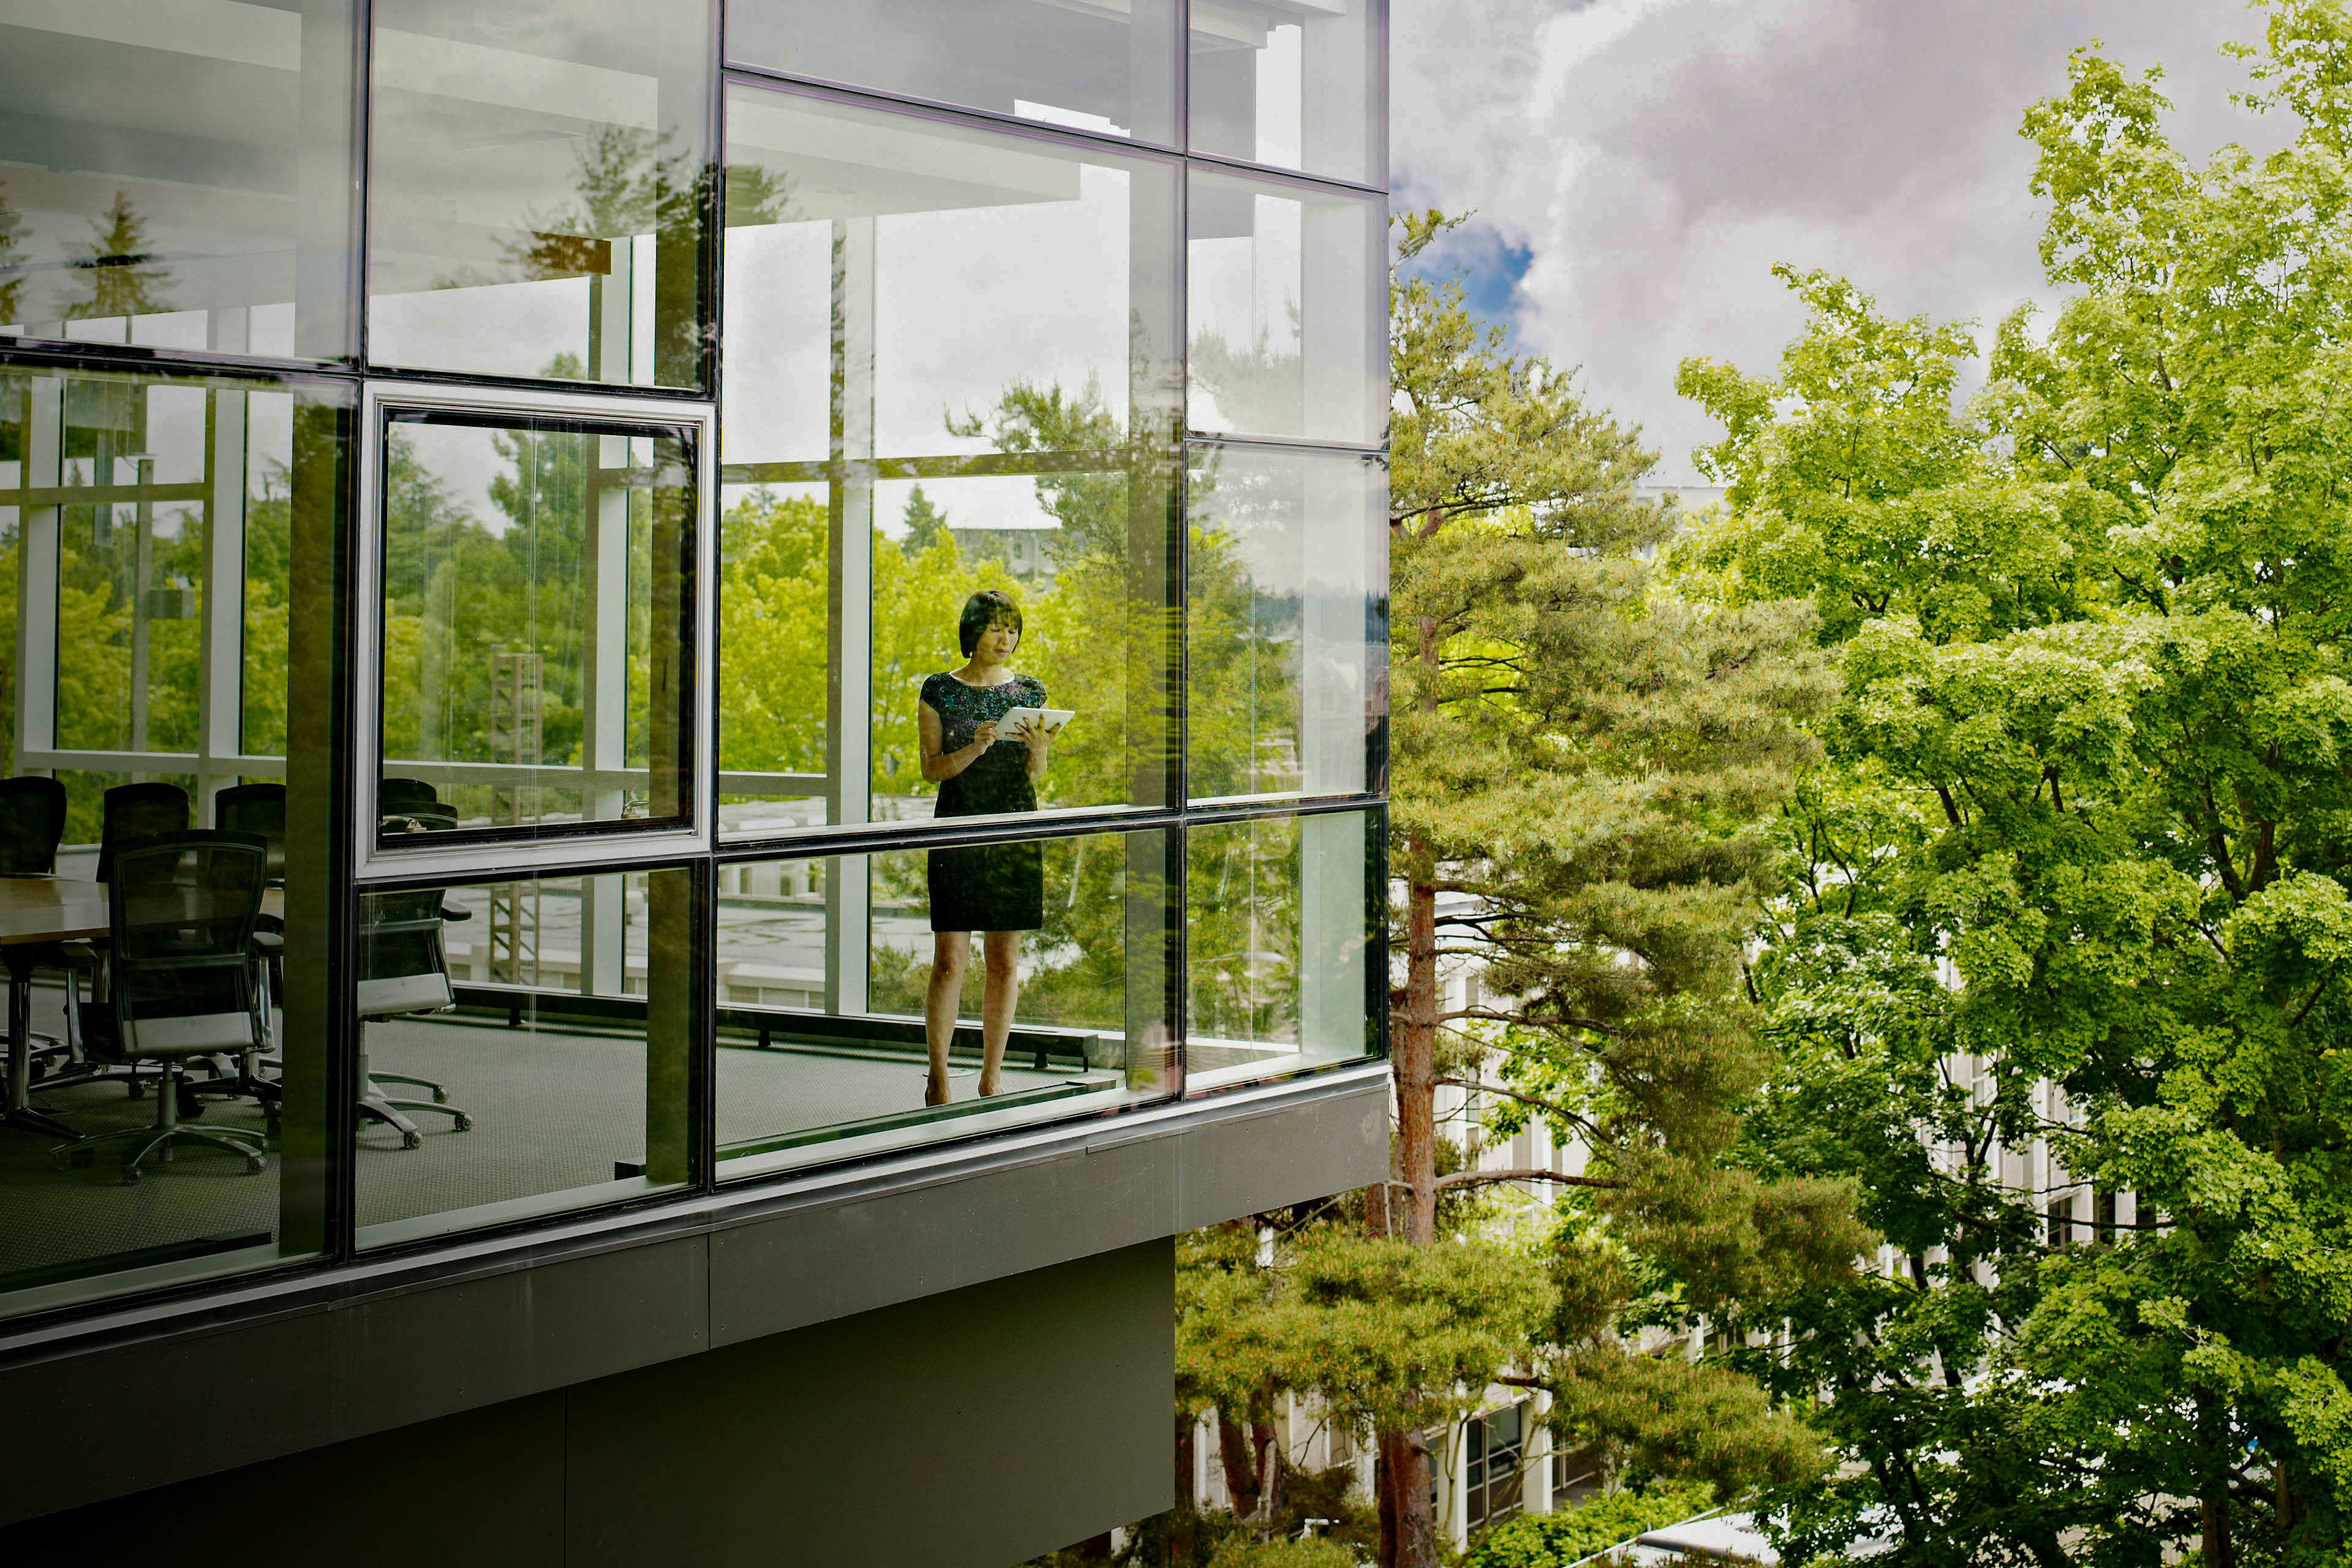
[
  {"left": 1183, "top": 431, "right": 1390, "bottom": 461},
  {"left": 719, "top": 62, "right": 1186, "bottom": 160},
  {"left": 1182, "top": 147, "right": 1389, "bottom": 201},
  {"left": 714, "top": 804, "right": 1191, "bottom": 867}
]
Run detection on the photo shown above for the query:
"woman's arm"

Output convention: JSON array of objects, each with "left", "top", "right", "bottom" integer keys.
[{"left": 919, "top": 700, "right": 998, "bottom": 783}]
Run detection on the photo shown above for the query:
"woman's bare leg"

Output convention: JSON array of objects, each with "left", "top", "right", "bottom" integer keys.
[
  {"left": 924, "top": 932, "right": 970, "bottom": 1106},
  {"left": 978, "top": 930, "right": 1021, "bottom": 1095}
]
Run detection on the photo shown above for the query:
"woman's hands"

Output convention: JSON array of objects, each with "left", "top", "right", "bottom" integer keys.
[{"left": 1014, "top": 716, "right": 1052, "bottom": 782}]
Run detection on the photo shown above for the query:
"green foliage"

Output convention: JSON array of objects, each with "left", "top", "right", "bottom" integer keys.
[
  {"left": 1674, "top": 4, "right": 2352, "bottom": 1561},
  {"left": 1207, "top": 1538, "right": 1363, "bottom": 1568},
  {"left": 1458, "top": 1482, "right": 1714, "bottom": 1568}
]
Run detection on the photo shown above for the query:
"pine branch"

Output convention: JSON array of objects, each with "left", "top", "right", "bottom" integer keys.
[
  {"left": 1434, "top": 1167, "right": 1619, "bottom": 1191},
  {"left": 1435, "top": 1076, "right": 1606, "bottom": 1142}
]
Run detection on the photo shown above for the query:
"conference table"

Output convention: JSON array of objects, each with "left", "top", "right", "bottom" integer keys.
[{"left": 0, "top": 876, "right": 282, "bottom": 1140}]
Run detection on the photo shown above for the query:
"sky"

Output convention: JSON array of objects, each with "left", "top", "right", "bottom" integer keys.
[{"left": 1390, "top": 0, "right": 2278, "bottom": 483}]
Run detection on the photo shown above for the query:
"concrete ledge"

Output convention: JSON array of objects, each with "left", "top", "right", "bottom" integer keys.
[{"left": 0, "top": 1063, "right": 1387, "bottom": 1526}]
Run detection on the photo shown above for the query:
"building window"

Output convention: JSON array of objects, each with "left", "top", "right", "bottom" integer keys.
[
  {"left": 0, "top": 362, "right": 352, "bottom": 1313},
  {"left": 354, "top": 862, "right": 701, "bottom": 1249},
  {"left": 717, "top": 82, "right": 1183, "bottom": 837},
  {"left": 1189, "top": 0, "right": 1384, "bottom": 185},
  {"left": 1551, "top": 1442, "right": 1601, "bottom": 1506},
  {"left": 1187, "top": 443, "right": 1385, "bottom": 803},
  {"left": 0, "top": 2, "right": 362, "bottom": 360},
  {"left": 1186, "top": 167, "right": 1386, "bottom": 445},
  {"left": 357, "top": 382, "right": 714, "bottom": 880},
  {"left": 728, "top": 0, "right": 1182, "bottom": 149},
  {"left": 1186, "top": 810, "right": 1376, "bottom": 1091},
  {"left": 710, "top": 824, "right": 1174, "bottom": 1183},
  {"left": 366, "top": 0, "right": 718, "bottom": 389},
  {"left": 1465, "top": 1400, "right": 1527, "bottom": 1533}
]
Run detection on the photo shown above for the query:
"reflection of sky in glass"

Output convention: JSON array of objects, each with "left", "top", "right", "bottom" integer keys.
[
  {"left": 873, "top": 475, "right": 1055, "bottom": 540},
  {"left": 723, "top": 91, "right": 1139, "bottom": 466},
  {"left": 1191, "top": 194, "right": 1302, "bottom": 356},
  {"left": 875, "top": 164, "right": 1133, "bottom": 456}
]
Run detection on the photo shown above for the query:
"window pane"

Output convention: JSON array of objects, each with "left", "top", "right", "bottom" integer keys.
[
  {"left": 354, "top": 863, "right": 696, "bottom": 1249},
  {"left": 0, "top": 364, "right": 345, "bottom": 1319},
  {"left": 0, "top": 1, "right": 359, "bottom": 360},
  {"left": 1190, "top": 0, "right": 1381, "bottom": 185},
  {"left": 728, "top": 0, "right": 1180, "bottom": 148},
  {"left": 720, "top": 88, "right": 1182, "bottom": 834},
  {"left": 366, "top": 0, "right": 715, "bottom": 388},
  {"left": 713, "top": 826, "right": 1171, "bottom": 1180},
  {"left": 1188, "top": 169, "right": 1384, "bottom": 443},
  {"left": 1188, "top": 443, "right": 1385, "bottom": 802},
  {"left": 374, "top": 409, "right": 696, "bottom": 848},
  {"left": 1186, "top": 810, "right": 1374, "bottom": 1090}
]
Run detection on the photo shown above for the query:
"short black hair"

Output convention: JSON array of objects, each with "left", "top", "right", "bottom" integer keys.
[{"left": 958, "top": 589, "right": 1023, "bottom": 656}]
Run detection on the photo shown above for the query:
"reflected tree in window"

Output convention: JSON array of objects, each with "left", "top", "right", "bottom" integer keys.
[
  {"left": 63, "top": 193, "right": 175, "bottom": 323},
  {"left": 0, "top": 186, "right": 25, "bottom": 325}
]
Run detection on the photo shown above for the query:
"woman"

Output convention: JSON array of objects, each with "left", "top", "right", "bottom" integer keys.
[{"left": 916, "top": 589, "right": 1052, "bottom": 1106}]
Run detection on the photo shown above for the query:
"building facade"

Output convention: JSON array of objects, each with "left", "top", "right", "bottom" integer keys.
[{"left": 0, "top": 3, "right": 1390, "bottom": 1561}]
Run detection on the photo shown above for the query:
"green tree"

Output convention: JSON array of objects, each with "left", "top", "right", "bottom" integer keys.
[
  {"left": 1676, "top": 7, "right": 2352, "bottom": 1560},
  {"left": 899, "top": 482, "right": 951, "bottom": 559},
  {"left": 1164, "top": 214, "right": 1852, "bottom": 1568}
]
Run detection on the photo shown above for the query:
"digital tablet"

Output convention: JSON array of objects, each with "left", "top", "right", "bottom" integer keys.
[{"left": 1000, "top": 706, "right": 1075, "bottom": 739}]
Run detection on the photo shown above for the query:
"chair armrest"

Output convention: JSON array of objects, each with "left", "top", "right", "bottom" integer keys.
[
  {"left": 440, "top": 905, "right": 470, "bottom": 922},
  {"left": 251, "top": 932, "right": 284, "bottom": 953}
]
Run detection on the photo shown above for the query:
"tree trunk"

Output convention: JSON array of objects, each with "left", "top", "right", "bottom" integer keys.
[
  {"left": 1376, "top": 1427, "right": 1440, "bottom": 1568},
  {"left": 1371, "top": 606, "right": 1447, "bottom": 1565},
  {"left": 1253, "top": 1417, "right": 1280, "bottom": 1525},
  {"left": 1398, "top": 862, "right": 1439, "bottom": 1245},
  {"left": 1173, "top": 1412, "right": 1197, "bottom": 1564},
  {"left": 2199, "top": 1394, "right": 2234, "bottom": 1568},
  {"left": 1216, "top": 1411, "right": 1262, "bottom": 1520}
]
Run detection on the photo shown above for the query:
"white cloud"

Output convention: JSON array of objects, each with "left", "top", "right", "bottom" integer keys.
[{"left": 1394, "top": 0, "right": 2272, "bottom": 480}]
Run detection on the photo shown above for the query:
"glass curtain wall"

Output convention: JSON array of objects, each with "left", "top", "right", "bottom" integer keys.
[
  {"left": 0, "top": 363, "right": 350, "bottom": 1314},
  {"left": 366, "top": 0, "right": 717, "bottom": 388},
  {"left": 0, "top": 0, "right": 1388, "bottom": 1322}
]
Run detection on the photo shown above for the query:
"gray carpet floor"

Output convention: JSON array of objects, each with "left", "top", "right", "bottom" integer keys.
[{"left": 0, "top": 986, "right": 1097, "bottom": 1289}]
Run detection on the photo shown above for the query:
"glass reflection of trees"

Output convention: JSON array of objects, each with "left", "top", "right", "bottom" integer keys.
[
  {"left": 377, "top": 400, "right": 669, "bottom": 827},
  {"left": 1186, "top": 814, "right": 1303, "bottom": 1047}
]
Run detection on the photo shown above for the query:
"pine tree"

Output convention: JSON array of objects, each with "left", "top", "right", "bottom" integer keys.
[
  {"left": 1335, "top": 213, "right": 1853, "bottom": 1568},
  {"left": 900, "top": 483, "right": 953, "bottom": 559},
  {"left": 64, "top": 191, "right": 172, "bottom": 322}
]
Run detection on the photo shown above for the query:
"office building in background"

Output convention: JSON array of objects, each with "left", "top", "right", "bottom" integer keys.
[{"left": 0, "top": 2, "right": 1388, "bottom": 1560}]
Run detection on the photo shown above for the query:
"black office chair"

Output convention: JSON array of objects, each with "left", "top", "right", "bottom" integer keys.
[
  {"left": 356, "top": 883, "right": 474, "bottom": 1148},
  {"left": 380, "top": 776, "right": 440, "bottom": 818},
  {"left": 0, "top": 777, "right": 96, "bottom": 1134},
  {"left": 97, "top": 782, "right": 189, "bottom": 884},
  {"left": 0, "top": 775, "right": 67, "bottom": 875},
  {"left": 214, "top": 783, "right": 285, "bottom": 884},
  {"left": 51, "top": 832, "right": 271, "bottom": 1183},
  {"left": 200, "top": 783, "right": 288, "bottom": 1127}
]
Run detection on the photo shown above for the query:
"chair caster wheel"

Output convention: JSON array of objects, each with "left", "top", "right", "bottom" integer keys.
[
  {"left": 177, "top": 1086, "right": 205, "bottom": 1120},
  {"left": 402, "top": 1130, "right": 422, "bottom": 1150},
  {"left": 127, "top": 1080, "right": 143, "bottom": 1099},
  {"left": 70, "top": 1148, "right": 93, "bottom": 1170},
  {"left": 246, "top": 1156, "right": 265, "bottom": 1174},
  {"left": 453, "top": 1114, "right": 473, "bottom": 1131},
  {"left": 434, "top": 1088, "right": 450, "bottom": 1104},
  {"left": 120, "top": 1167, "right": 141, "bottom": 1187}
]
